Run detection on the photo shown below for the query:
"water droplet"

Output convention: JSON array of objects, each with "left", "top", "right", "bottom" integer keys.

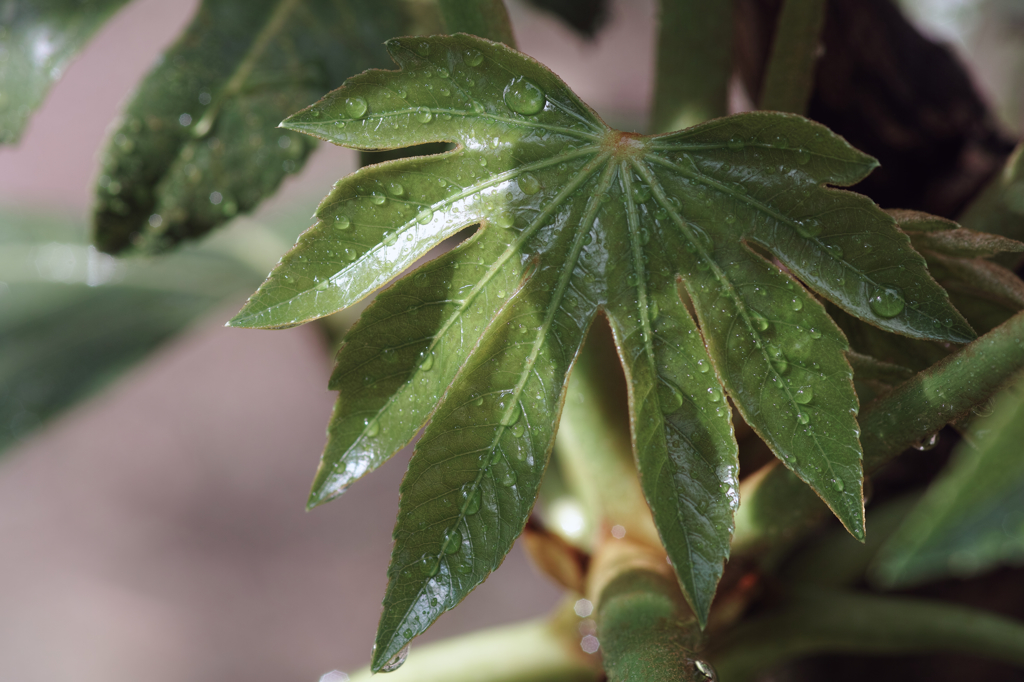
[
  {"left": 503, "top": 76, "right": 546, "bottom": 115},
  {"left": 464, "top": 49, "right": 483, "bottom": 66},
  {"left": 364, "top": 418, "right": 380, "bottom": 437},
  {"left": 809, "top": 328, "right": 822, "bottom": 339},
  {"left": 832, "top": 478, "right": 845, "bottom": 492},
  {"left": 417, "top": 208, "right": 433, "bottom": 224},
  {"left": 698, "top": 360, "right": 710, "bottom": 374},
  {"left": 461, "top": 485, "right": 482, "bottom": 515},
  {"left": 443, "top": 528, "right": 461, "bottom": 554},
  {"left": 345, "top": 96, "right": 368, "bottom": 119},
  {"left": 381, "top": 645, "right": 410, "bottom": 673},
  {"left": 708, "top": 387, "right": 723, "bottom": 403},
  {"left": 510, "top": 421, "right": 526, "bottom": 438},
  {"left": 633, "top": 185, "right": 652, "bottom": 203},
  {"left": 383, "top": 231, "right": 397, "bottom": 246},
  {"left": 334, "top": 215, "right": 350, "bottom": 230},
  {"left": 494, "top": 213, "right": 514, "bottom": 229},
  {"left": 414, "top": 107, "right": 433, "bottom": 123},
  {"left": 751, "top": 312, "right": 769, "bottom": 332},
  {"left": 767, "top": 345, "right": 789, "bottom": 374},
  {"left": 471, "top": 101, "right": 485, "bottom": 114},
  {"left": 396, "top": 88, "right": 407, "bottom": 98},
  {"left": 774, "top": 135, "right": 789, "bottom": 148},
  {"left": 796, "top": 218, "right": 822, "bottom": 238},
  {"left": 797, "top": 412, "right": 810, "bottom": 425},
  {"left": 314, "top": 278, "right": 329, "bottom": 291},
  {"left": 388, "top": 182, "right": 405, "bottom": 196},
  {"left": 727, "top": 137, "right": 743, "bottom": 151},
  {"left": 419, "top": 553, "right": 440, "bottom": 577},
  {"left": 474, "top": 396, "right": 484, "bottom": 407},
  {"left": 794, "top": 387, "right": 813, "bottom": 404},
  {"left": 659, "top": 382, "right": 684, "bottom": 413},
  {"left": 912, "top": 432, "right": 940, "bottom": 451},
  {"left": 650, "top": 301, "right": 660, "bottom": 321},
  {"left": 517, "top": 173, "right": 541, "bottom": 195},
  {"left": 791, "top": 297, "right": 803, "bottom": 311},
  {"left": 414, "top": 41, "right": 430, "bottom": 56},
  {"left": 694, "top": 659, "right": 717, "bottom": 680},
  {"left": 500, "top": 467, "right": 517, "bottom": 486},
  {"left": 370, "top": 193, "right": 386, "bottom": 205},
  {"left": 868, "top": 286, "right": 905, "bottom": 318},
  {"left": 437, "top": 67, "right": 449, "bottom": 78},
  {"left": 972, "top": 398, "right": 995, "bottom": 418},
  {"left": 724, "top": 214, "right": 736, "bottom": 224}
]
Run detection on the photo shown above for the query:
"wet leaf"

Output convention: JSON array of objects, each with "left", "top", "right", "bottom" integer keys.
[
  {"left": 873, "top": 377, "right": 1024, "bottom": 587},
  {"left": 229, "top": 35, "right": 974, "bottom": 665},
  {"left": 0, "top": 0, "right": 129, "bottom": 145},
  {"left": 92, "top": 0, "right": 405, "bottom": 255}
]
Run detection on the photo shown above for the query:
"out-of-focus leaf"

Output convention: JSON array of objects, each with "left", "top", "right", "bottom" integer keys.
[
  {"left": 0, "top": 0, "right": 129, "bottom": 144},
  {"left": 0, "top": 208, "right": 282, "bottom": 453},
  {"left": 960, "top": 142, "right": 1024, "bottom": 267},
  {"left": 872, "top": 376, "right": 1024, "bottom": 587},
  {"left": 229, "top": 35, "right": 974, "bottom": 666},
  {"left": 92, "top": 0, "right": 406, "bottom": 255}
]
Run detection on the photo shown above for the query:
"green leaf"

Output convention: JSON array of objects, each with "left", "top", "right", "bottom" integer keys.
[
  {"left": 92, "top": 0, "right": 406, "bottom": 255},
  {"left": 230, "top": 34, "right": 974, "bottom": 663},
  {"left": 0, "top": 0, "right": 129, "bottom": 144},
  {"left": 0, "top": 207, "right": 268, "bottom": 454},
  {"left": 872, "top": 376, "right": 1024, "bottom": 587}
]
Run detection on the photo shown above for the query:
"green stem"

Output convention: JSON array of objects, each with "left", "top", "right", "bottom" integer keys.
[
  {"left": 555, "top": 322, "right": 661, "bottom": 549},
  {"left": 597, "top": 566, "right": 713, "bottom": 681},
  {"left": 650, "top": 0, "right": 733, "bottom": 134},
  {"left": 758, "top": 0, "right": 826, "bottom": 115},
  {"left": 345, "top": 615, "right": 600, "bottom": 682},
  {"left": 733, "top": 308, "right": 1024, "bottom": 556},
  {"left": 710, "top": 587, "right": 1024, "bottom": 682},
  {"left": 438, "top": 0, "right": 517, "bottom": 48}
]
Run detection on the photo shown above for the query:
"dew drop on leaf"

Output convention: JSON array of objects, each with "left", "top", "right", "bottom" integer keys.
[
  {"left": 414, "top": 107, "right": 433, "bottom": 123},
  {"left": 388, "top": 182, "right": 405, "bottom": 196},
  {"left": 797, "top": 412, "right": 810, "bottom": 425},
  {"left": 868, "top": 286, "right": 905, "bottom": 318},
  {"left": 832, "top": 478, "right": 845, "bottom": 492},
  {"left": 443, "top": 528, "right": 461, "bottom": 554},
  {"left": 517, "top": 173, "right": 541, "bottom": 195},
  {"left": 633, "top": 185, "right": 652, "bottom": 203},
  {"left": 381, "top": 645, "right": 410, "bottom": 673},
  {"left": 912, "top": 432, "right": 940, "bottom": 451},
  {"left": 794, "top": 387, "right": 813, "bottom": 404},
  {"left": 334, "top": 215, "right": 350, "bottom": 230},
  {"left": 345, "top": 96, "right": 368, "bottom": 119},
  {"left": 768, "top": 345, "right": 789, "bottom": 374},
  {"left": 460, "top": 485, "right": 482, "bottom": 515},
  {"left": 500, "top": 467, "right": 517, "bottom": 487},
  {"left": 726, "top": 137, "right": 743, "bottom": 151},
  {"left": 510, "top": 421, "right": 525, "bottom": 438},
  {"left": 463, "top": 48, "right": 483, "bottom": 66},
  {"left": 751, "top": 311, "right": 769, "bottom": 331},
  {"left": 371, "top": 193, "right": 386, "bottom": 205},
  {"left": 471, "top": 101, "right": 485, "bottom": 114},
  {"left": 796, "top": 219, "right": 822, "bottom": 238},
  {"left": 658, "top": 382, "right": 684, "bottom": 413},
  {"left": 796, "top": 149, "right": 811, "bottom": 165},
  {"left": 417, "top": 209, "right": 433, "bottom": 224},
  {"left": 495, "top": 213, "right": 514, "bottom": 229},
  {"left": 503, "top": 76, "right": 546, "bottom": 115},
  {"left": 791, "top": 297, "right": 803, "bottom": 311},
  {"left": 364, "top": 418, "right": 380, "bottom": 438}
]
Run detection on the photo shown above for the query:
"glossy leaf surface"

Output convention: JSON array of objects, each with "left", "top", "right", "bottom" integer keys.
[
  {"left": 873, "top": 378, "right": 1024, "bottom": 587},
  {"left": 92, "top": 0, "right": 404, "bottom": 255},
  {"left": 230, "top": 35, "right": 974, "bottom": 666},
  {"left": 0, "top": 0, "right": 128, "bottom": 144}
]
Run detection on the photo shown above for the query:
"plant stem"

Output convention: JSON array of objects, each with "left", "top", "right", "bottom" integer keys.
[
  {"left": 438, "top": 0, "right": 517, "bottom": 48},
  {"left": 758, "top": 0, "right": 826, "bottom": 115},
  {"left": 555, "top": 322, "right": 662, "bottom": 549},
  {"left": 733, "top": 308, "right": 1024, "bottom": 556},
  {"left": 590, "top": 538, "right": 713, "bottom": 682},
  {"left": 650, "top": 0, "right": 733, "bottom": 134},
  {"left": 345, "top": 612, "right": 601, "bottom": 682},
  {"left": 709, "top": 586, "right": 1024, "bottom": 682}
]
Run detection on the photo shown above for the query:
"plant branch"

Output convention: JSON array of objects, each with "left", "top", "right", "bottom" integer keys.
[
  {"left": 733, "top": 308, "right": 1024, "bottom": 556},
  {"left": 650, "top": 0, "right": 733, "bottom": 134},
  {"left": 345, "top": 612, "right": 601, "bottom": 681},
  {"left": 758, "top": 0, "right": 826, "bottom": 115},
  {"left": 438, "top": 0, "right": 517, "bottom": 48},
  {"left": 709, "top": 586, "right": 1024, "bottom": 682}
]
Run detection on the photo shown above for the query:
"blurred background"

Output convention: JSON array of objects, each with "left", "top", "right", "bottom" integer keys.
[{"left": 0, "top": 0, "right": 1021, "bottom": 680}]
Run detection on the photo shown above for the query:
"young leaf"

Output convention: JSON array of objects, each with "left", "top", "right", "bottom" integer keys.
[
  {"left": 0, "top": 0, "right": 129, "bottom": 145},
  {"left": 872, "top": 377, "right": 1024, "bottom": 587},
  {"left": 229, "top": 34, "right": 974, "bottom": 663},
  {"left": 92, "top": 0, "right": 405, "bottom": 255}
]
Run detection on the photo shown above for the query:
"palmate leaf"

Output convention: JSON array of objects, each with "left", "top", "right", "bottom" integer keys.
[
  {"left": 0, "top": 0, "right": 130, "bottom": 145},
  {"left": 92, "top": 0, "right": 405, "bottom": 255},
  {"left": 228, "top": 34, "right": 973, "bottom": 668}
]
